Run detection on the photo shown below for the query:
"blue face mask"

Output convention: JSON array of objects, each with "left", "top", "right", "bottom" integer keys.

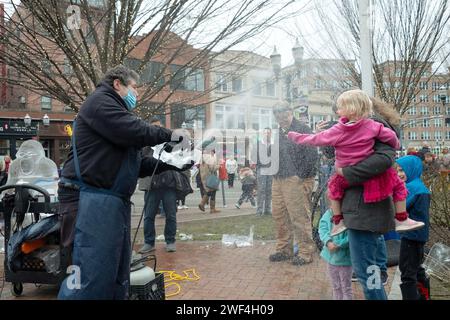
[{"left": 123, "top": 89, "right": 137, "bottom": 111}]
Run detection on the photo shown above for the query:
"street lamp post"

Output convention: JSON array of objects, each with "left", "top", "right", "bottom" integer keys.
[
  {"left": 270, "top": 46, "right": 282, "bottom": 102},
  {"left": 270, "top": 39, "right": 306, "bottom": 107},
  {"left": 42, "top": 114, "right": 50, "bottom": 127},
  {"left": 24, "top": 114, "right": 51, "bottom": 128},
  {"left": 24, "top": 114, "right": 32, "bottom": 126}
]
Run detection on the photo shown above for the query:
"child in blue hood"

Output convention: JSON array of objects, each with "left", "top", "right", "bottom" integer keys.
[{"left": 395, "top": 155, "right": 431, "bottom": 300}]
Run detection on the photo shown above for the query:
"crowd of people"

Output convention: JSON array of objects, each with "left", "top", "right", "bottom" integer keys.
[
  {"left": 407, "top": 145, "right": 450, "bottom": 183},
  {"left": 201, "top": 89, "right": 437, "bottom": 301},
  {"left": 3, "top": 64, "right": 440, "bottom": 300}
]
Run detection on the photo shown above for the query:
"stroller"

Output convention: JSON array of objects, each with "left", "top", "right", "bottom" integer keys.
[{"left": 0, "top": 141, "right": 68, "bottom": 297}]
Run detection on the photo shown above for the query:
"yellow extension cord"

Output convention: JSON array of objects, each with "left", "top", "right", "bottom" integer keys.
[{"left": 159, "top": 269, "right": 200, "bottom": 298}]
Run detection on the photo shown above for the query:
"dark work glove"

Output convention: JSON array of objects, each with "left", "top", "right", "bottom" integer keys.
[
  {"left": 179, "top": 160, "right": 195, "bottom": 171},
  {"left": 163, "top": 136, "right": 183, "bottom": 153}
]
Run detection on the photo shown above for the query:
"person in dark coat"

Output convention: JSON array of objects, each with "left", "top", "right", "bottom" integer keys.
[
  {"left": 337, "top": 97, "right": 401, "bottom": 300},
  {"left": 396, "top": 156, "right": 431, "bottom": 300},
  {"left": 235, "top": 167, "right": 257, "bottom": 209},
  {"left": 255, "top": 128, "right": 273, "bottom": 215},
  {"left": 57, "top": 65, "right": 189, "bottom": 300},
  {"left": 138, "top": 134, "right": 187, "bottom": 254}
]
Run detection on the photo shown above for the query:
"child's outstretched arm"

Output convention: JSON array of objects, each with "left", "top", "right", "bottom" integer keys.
[
  {"left": 288, "top": 125, "right": 341, "bottom": 147},
  {"left": 376, "top": 123, "right": 400, "bottom": 149}
]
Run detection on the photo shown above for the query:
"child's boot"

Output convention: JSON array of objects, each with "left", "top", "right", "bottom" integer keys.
[
  {"left": 395, "top": 212, "right": 425, "bottom": 232},
  {"left": 198, "top": 195, "right": 209, "bottom": 212},
  {"left": 417, "top": 277, "right": 431, "bottom": 300}
]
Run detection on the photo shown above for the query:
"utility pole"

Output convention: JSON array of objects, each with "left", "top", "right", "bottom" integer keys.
[{"left": 359, "top": 0, "right": 374, "bottom": 96}]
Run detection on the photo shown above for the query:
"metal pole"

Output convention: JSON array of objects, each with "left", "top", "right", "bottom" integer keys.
[
  {"left": 221, "top": 180, "right": 226, "bottom": 208},
  {"left": 359, "top": 0, "right": 374, "bottom": 96},
  {"left": 222, "top": 131, "right": 227, "bottom": 207}
]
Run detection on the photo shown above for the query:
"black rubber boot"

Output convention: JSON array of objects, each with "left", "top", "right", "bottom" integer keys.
[{"left": 400, "top": 282, "right": 421, "bottom": 300}]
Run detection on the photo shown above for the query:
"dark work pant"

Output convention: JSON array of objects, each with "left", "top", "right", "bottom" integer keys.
[
  {"left": 237, "top": 185, "right": 255, "bottom": 206},
  {"left": 59, "top": 199, "right": 79, "bottom": 249},
  {"left": 228, "top": 174, "right": 235, "bottom": 187},
  {"left": 143, "top": 188, "right": 177, "bottom": 245},
  {"left": 57, "top": 187, "right": 80, "bottom": 266},
  {"left": 399, "top": 238, "right": 427, "bottom": 299}
]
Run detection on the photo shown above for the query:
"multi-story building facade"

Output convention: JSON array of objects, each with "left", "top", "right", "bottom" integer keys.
[
  {"left": 208, "top": 49, "right": 356, "bottom": 162},
  {"left": 210, "top": 50, "right": 282, "bottom": 131},
  {"left": 126, "top": 31, "right": 210, "bottom": 130},
  {"left": 208, "top": 50, "right": 283, "bottom": 162},
  {"left": 210, "top": 52, "right": 355, "bottom": 131},
  {"left": 377, "top": 61, "right": 450, "bottom": 155},
  {"left": 0, "top": 2, "right": 96, "bottom": 166},
  {"left": 282, "top": 58, "right": 355, "bottom": 129}
]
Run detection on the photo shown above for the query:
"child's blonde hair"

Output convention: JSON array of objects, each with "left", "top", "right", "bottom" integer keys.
[{"left": 336, "top": 89, "right": 373, "bottom": 120}]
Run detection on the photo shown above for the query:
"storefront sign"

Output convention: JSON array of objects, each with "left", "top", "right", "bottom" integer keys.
[{"left": 0, "top": 120, "right": 38, "bottom": 136}]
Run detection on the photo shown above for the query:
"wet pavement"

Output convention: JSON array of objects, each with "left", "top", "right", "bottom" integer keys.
[{"left": 0, "top": 181, "right": 398, "bottom": 300}]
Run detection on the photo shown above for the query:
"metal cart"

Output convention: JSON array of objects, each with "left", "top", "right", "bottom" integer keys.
[{"left": 0, "top": 183, "right": 69, "bottom": 297}]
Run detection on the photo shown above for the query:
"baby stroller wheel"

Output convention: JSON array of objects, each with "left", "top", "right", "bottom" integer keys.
[{"left": 11, "top": 282, "right": 23, "bottom": 297}]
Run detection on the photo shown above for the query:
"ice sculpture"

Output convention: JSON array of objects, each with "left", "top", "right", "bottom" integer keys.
[{"left": 5, "top": 140, "right": 59, "bottom": 199}]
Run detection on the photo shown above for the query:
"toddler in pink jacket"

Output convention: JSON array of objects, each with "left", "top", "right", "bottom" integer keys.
[{"left": 288, "top": 90, "right": 424, "bottom": 236}]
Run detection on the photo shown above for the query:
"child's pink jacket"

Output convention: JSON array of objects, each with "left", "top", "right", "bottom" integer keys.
[{"left": 288, "top": 118, "right": 400, "bottom": 168}]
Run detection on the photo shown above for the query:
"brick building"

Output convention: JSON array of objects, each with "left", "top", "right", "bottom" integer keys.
[
  {"left": 126, "top": 31, "right": 210, "bottom": 130},
  {"left": 0, "top": 3, "right": 6, "bottom": 107},
  {"left": 377, "top": 61, "right": 450, "bottom": 155},
  {"left": 1, "top": 3, "right": 210, "bottom": 166},
  {"left": 0, "top": 3, "right": 76, "bottom": 166}
]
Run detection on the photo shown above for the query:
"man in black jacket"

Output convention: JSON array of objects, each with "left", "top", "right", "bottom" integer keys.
[
  {"left": 138, "top": 120, "right": 180, "bottom": 254},
  {"left": 57, "top": 65, "right": 189, "bottom": 300},
  {"left": 269, "top": 102, "right": 318, "bottom": 266}
]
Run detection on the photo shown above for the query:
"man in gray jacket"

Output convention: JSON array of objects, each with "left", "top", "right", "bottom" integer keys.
[{"left": 269, "top": 102, "right": 318, "bottom": 266}]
